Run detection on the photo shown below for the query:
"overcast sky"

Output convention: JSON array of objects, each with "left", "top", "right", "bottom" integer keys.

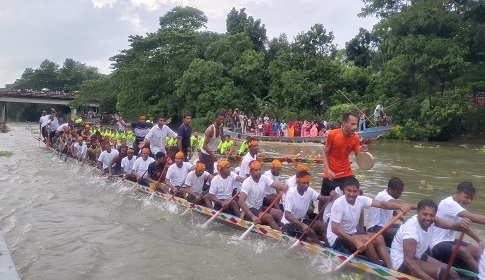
[{"left": 0, "top": 0, "right": 378, "bottom": 88}]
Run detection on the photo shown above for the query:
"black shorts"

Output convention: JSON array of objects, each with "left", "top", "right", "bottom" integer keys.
[
  {"left": 321, "top": 176, "right": 353, "bottom": 196},
  {"left": 199, "top": 152, "right": 215, "bottom": 174},
  {"left": 331, "top": 232, "right": 367, "bottom": 255},
  {"left": 241, "top": 206, "right": 268, "bottom": 221},
  {"left": 281, "top": 218, "right": 312, "bottom": 238},
  {"left": 431, "top": 240, "right": 470, "bottom": 263},
  {"left": 397, "top": 253, "right": 429, "bottom": 274}
]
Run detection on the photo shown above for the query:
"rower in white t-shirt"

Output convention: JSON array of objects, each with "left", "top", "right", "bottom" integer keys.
[
  {"left": 72, "top": 136, "right": 87, "bottom": 161},
  {"left": 281, "top": 170, "right": 330, "bottom": 246},
  {"left": 131, "top": 148, "right": 155, "bottom": 184},
  {"left": 120, "top": 148, "right": 137, "bottom": 174},
  {"left": 239, "top": 140, "right": 258, "bottom": 178},
  {"left": 262, "top": 159, "right": 281, "bottom": 208},
  {"left": 238, "top": 160, "right": 288, "bottom": 231},
  {"left": 208, "top": 160, "right": 245, "bottom": 216},
  {"left": 390, "top": 199, "right": 467, "bottom": 279},
  {"left": 183, "top": 161, "right": 214, "bottom": 208},
  {"left": 327, "top": 177, "right": 410, "bottom": 269},
  {"left": 98, "top": 142, "right": 120, "bottom": 175},
  {"left": 367, "top": 177, "right": 415, "bottom": 247},
  {"left": 165, "top": 152, "right": 193, "bottom": 194},
  {"left": 430, "top": 182, "right": 485, "bottom": 273}
]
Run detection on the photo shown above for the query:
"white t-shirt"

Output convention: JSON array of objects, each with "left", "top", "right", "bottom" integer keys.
[
  {"left": 327, "top": 196, "right": 373, "bottom": 246},
  {"left": 56, "top": 123, "right": 69, "bottom": 132},
  {"left": 98, "top": 149, "right": 120, "bottom": 170},
  {"left": 209, "top": 172, "right": 238, "bottom": 200},
  {"left": 121, "top": 156, "right": 137, "bottom": 174},
  {"left": 73, "top": 142, "right": 87, "bottom": 158},
  {"left": 239, "top": 152, "right": 257, "bottom": 178},
  {"left": 390, "top": 215, "right": 432, "bottom": 270},
  {"left": 282, "top": 175, "right": 298, "bottom": 207},
  {"left": 132, "top": 157, "right": 155, "bottom": 178},
  {"left": 240, "top": 175, "right": 274, "bottom": 210},
  {"left": 282, "top": 187, "right": 319, "bottom": 224},
  {"left": 184, "top": 170, "right": 210, "bottom": 194},
  {"left": 263, "top": 170, "right": 279, "bottom": 195},
  {"left": 145, "top": 125, "right": 177, "bottom": 154},
  {"left": 367, "top": 189, "right": 394, "bottom": 228},
  {"left": 430, "top": 196, "right": 465, "bottom": 249},
  {"left": 39, "top": 115, "right": 50, "bottom": 127},
  {"left": 322, "top": 187, "right": 343, "bottom": 223},
  {"left": 166, "top": 162, "right": 193, "bottom": 187}
]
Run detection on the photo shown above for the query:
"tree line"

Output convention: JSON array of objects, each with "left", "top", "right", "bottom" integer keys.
[{"left": 8, "top": 2, "right": 485, "bottom": 140}]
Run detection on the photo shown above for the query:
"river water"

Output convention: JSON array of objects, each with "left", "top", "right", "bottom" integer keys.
[{"left": 1, "top": 123, "right": 484, "bottom": 279}]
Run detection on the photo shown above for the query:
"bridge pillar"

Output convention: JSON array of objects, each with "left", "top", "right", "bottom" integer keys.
[
  {"left": 70, "top": 107, "right": 77, "bottom": 121},
  {"left": 0, "top": 102, "right": 7, "bottom": 123}
]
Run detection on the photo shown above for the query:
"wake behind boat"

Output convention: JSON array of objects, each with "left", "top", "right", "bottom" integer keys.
[{"left": 223, "top": 125, "right": 392, "bottom": 144}]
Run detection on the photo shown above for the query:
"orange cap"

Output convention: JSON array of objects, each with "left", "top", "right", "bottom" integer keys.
[
  {"left": 217, "top": 160, "right": 230, "bottom": 171},
  {"left": 141, "top": 148, "right": 150, "bottom": 154},
  {"left": 297, "top": 175, "right": 311, "bottom": 183},
  {"left": 271, "top": 159, "right": 282, "bottom": 168},
  {"left": 195, "top": 162, "right": 206, "bottom": 172},
  {"left": 77, "top": 136, "right": 83, "bottom": 141},
  {"left": 297, "top": 164, "right": 308, "bottom": 171},
  {"left": 249, "top": 160, "right": 261, "bottom": 170},
  {"left": 127, "top": 148, "right": 134, "bottom": 154},
  {"left": 175, "top": 151, "right": 184, "bottom": 158}
]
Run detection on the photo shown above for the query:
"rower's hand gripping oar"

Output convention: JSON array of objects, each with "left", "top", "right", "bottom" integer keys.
[
  {"left": 332, "top": 210, "right": 406, "bottom": 272},
  {"left": 441, "top": 231, "right": 465, "bottom": 280},
  {"left": 202, "top": 191, "right": 240, "bottom": 229},
  {"left": 182, "top": 190, "right": 209, "bottom": 216},
  {"left": 238, "top": 191, "right": 284, "bottom": 240},
  {"left": 289, "top": 198, "right": 331, "bottom": 249}
]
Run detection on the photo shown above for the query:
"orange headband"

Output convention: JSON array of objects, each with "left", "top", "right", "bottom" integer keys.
[
  {"left": 297, "top": 164, "right": 308, "bottom": 171},
  {"left": 77, "top": 136, "right": 83, "bottom": 141},
  {"left": 195, "top": 162, "right": 206, "bottom": 171},
  {"left": 248, "top": 140, "right": 258, "bottom": 147},
  {"left": 141, "top": 148, "right": 150, "bottom": 154},
  {"left": 218, "top": 160, "right": 230, "bottom": 171},
  {"left": 249, "top": 160, "right": 261, "bottom": 170},
  {"left": 127, "top": 148, "right": 134, "bottom": 154},
  {"left": 175, "top": 151, "right": 184, "bottom": 158},
  {"left": 272, "top": 159, "right": 282, "bottom": 168},
  {"left": 297, "top": 175, "right": 311, "bottom": 183}
]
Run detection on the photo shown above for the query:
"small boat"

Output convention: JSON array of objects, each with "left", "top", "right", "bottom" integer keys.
[{"left": 223, "top": 126, "right": 392, "bottom": 144}]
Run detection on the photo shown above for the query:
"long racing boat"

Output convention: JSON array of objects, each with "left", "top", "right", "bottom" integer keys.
[{"left": 35, "top": 136, "right": 478, "bottom": 280}]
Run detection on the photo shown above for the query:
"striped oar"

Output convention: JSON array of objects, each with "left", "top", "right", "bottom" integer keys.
[
  {"left": 182, "top": 190, "right": 209, "bottom": 216},
  {"left": 288, "top": 198, "right": 330, "bottom": 249}
]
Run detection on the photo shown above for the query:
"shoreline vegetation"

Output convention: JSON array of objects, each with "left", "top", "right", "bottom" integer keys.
[{"left": 4, "top": 3, "right": 485, "bottom": 141}]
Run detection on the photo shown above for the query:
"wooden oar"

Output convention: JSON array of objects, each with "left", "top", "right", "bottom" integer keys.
[
  {"left": 333, "top": 211, "right": 405, "bottom": 271},
  {"left": 181, "top": 190, "right": 209, "bottom": 216},
  {"left": 441, "top": 231, "right": 465, "bottom": 280},
  {"left": 238, "top": 191, "right": 284, "bottom": 240},
  {"left": 288, "top": 198, "right": 330, "bottom": 249},
  {"left": 202, "top": 191, "right": 240, "bottom": 229}
]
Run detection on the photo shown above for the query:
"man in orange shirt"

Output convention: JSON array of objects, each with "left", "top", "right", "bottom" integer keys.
[{"left": 318, "top": 112, "right": 368, "bottom": 213}]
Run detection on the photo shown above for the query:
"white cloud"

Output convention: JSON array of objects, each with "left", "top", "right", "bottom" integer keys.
[{"left": 91, "top": 0, "right": 117, "bottom": 8}]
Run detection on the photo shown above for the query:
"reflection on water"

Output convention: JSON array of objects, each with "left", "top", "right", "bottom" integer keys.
[{"left": 1, "top": 123, "right": 484, "bottom": 279}]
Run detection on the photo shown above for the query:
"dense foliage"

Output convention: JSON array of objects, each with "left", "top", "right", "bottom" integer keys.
[{"left": 8, "top": 3, "right": 485, "bottom": 139}]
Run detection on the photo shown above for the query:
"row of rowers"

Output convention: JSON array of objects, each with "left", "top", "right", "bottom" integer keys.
[{"left": 72, "top": 135, "right": 485, "bottom": 279}]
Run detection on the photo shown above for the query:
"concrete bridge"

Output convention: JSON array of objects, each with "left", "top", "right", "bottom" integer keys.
[{"left": 0, "top": 90, "right": 99, "bottom": 122}]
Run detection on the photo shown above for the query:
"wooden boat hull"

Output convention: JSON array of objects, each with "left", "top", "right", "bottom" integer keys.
[{"left": 223, "top": 126, "right": 392, "bottom": 144}]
